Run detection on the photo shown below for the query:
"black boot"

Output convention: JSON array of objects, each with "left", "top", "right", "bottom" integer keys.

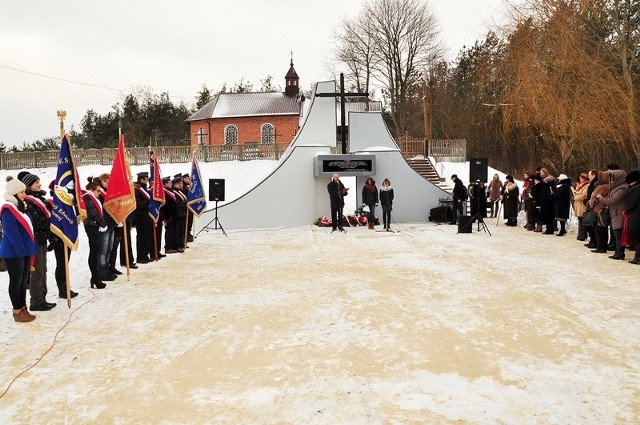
[{"left": 609, "top": 248, "right": 625, "bottom": 260}]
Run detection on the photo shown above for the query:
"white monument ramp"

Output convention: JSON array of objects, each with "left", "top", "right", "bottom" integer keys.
[
  {"left": 194, "top": 81, "right": 449, "bottom": 232},
  {"left": 348, "top": 111, "right": 449, "bottom": 223}
]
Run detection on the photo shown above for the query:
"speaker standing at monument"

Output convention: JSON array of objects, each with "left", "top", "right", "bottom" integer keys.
[
  {"left": 362, "top": 177, "right": 379, "bottom": 230},
  {"left": 327, "top": 173, "right": 348, "bottom": 232},
  {"left": 449, "top": 174, "right": 466, "bottom": 225}
]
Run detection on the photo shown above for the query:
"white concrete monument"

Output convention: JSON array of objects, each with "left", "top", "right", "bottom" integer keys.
[{"left": 194, "top": 80, "right": 448, "bottom": 232}]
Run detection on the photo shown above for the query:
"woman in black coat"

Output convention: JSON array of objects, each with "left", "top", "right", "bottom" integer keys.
[
  {"left": 362, "top": 177, "right": 378, "bottom": 230},
  {"left": 551, "top": 174, "right": 572, "bottom": 236},
  {"left": 502, "top": 175, "right": 520, "bottom": 226},
  {"left": 624, "top": 170, "right": 640, "bottom": 264}
]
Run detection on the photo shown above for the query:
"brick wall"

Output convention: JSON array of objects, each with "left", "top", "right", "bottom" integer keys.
[{"left": 190, "top": 115, "right": 300, "bottom": 146}]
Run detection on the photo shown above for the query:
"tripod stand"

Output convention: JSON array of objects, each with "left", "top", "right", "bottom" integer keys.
[
  {"left": 200, "top": 200, "right": 227, "bottom": 236},
  {"left": 468, "top": 182, "right": 491, "bottom": 236}
]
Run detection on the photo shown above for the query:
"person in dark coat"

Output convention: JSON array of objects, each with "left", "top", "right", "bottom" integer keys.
[
  {"left": 21, "top": 173, "right": 57, "bottom": 311},
  {"left": 584, "top": 170, "right": 599, "bottom": 248},
  {"left": 502, "top": 175, "right": 520, "bottom": 226},
  {"left": 172, "top": 175, "right": 188, "bottom": 252},
  {"left": 551, "top": 173, "right": 572, "bottom": 236},
  {"left": 379, "top": 178, "right": 394, "bottom": 231},
  {"left": 624, "top": 169, "right": 640, "bottom": 264},
  {"left": 47, "top": 180, "right": 79, "bottom": 298},
  {"left": 134, "top": 172, "right": 152, "bottom": 263},
  {"left": 82, "top": 179, "right": 108, "bottom": 289},
  {"left": 598, "top": 169, "right": 628, "bottom": 260},
  {"left": 530, "top": 174, "right": 544, "bottom": 232},
  {"left": 587, "top": 171, "right": 611, "bottom": 253},
  {"left": 539, "top": 168, "right": 556, "bottom": 234},
  {"left": 469, "top": 182, "right": 487, "bottom": 222},
  {"left": 327, "top": 174, "right": 348, "bottom": 232},
  {"left": 162, "top": 177, "right": 180, "bottom": 253},
  {"left": 362, "top": 177, "right": 379, "bottom": 230},
  {"left": 450, "top": 174, "right": 466, "bottom": 225}
]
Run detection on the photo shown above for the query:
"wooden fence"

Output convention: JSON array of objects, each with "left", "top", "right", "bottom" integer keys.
[
  {"left": 0, "top": 139, "right": 467, "bottom": 170},
  {"left": 0, "top": 143, "right": 291, "bottom": 170}
]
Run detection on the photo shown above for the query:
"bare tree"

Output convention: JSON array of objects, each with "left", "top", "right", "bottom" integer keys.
[
  {"left": 332, "top": 0, "right": 443, "bottom": 135},
  {"left": 331, "top": 12, "right": 378, "bottom": 98}
]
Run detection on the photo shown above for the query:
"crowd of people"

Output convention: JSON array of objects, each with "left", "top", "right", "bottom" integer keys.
[
  {"left": 462, "top": 164, "right": 640, "bottom": 264},
  {"left": 0, "top": 171, "right": 195, "bottom": 322}
]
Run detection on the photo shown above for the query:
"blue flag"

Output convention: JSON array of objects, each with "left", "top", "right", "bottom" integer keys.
[
  {"left": 148, "top": 150, "right": 165, "bottom": 223},
  {"left": 50, "top": 134, "right": 86, "bottom": 250},
  {"left": 187, "top": 155, "right": 207, "bottom": 217}
]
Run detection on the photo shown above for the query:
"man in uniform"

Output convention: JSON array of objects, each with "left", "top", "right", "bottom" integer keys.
[{"left": 134, "top": 172, "right": 152, "bottom": 264}]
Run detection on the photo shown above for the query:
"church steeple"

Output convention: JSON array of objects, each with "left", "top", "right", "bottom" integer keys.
[{"left": 284, "top": 52, "right": 300, "bottom": 97}]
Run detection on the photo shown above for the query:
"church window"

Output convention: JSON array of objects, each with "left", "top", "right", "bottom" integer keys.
[
  {"left": 261, "top": 123, "right": 275, "bottom": 144},
  {"left": 224, "top": 124, "right": 238, "bottom": 144}
]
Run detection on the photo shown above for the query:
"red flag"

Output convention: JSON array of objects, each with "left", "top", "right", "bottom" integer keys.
[{"left": 104, "top": 134, "right": 136, "bottom": 224}]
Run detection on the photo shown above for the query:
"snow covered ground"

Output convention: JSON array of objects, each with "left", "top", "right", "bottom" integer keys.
[{"left": 0, "top": 159, "right": 638, "bottom": 423}]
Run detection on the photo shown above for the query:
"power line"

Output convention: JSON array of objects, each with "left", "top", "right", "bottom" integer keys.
[{"left": 0, "top": 63, "right": 189, "bottom": 101}]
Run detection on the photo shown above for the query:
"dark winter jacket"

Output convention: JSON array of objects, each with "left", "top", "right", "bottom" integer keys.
[
  {"left": 24, "top": 190, "right": 51, "bottom": 246},
  {"left": 552, "top": 177, "right": 572, "bottom": 220},
  {"left": 452, "top": 178, "right": 465, "bottom": 202},
  {"left": 134, "top": 183, "right": 151, "bottom": 216},
  {"left": 327, "top": 180, "right": 347, "bottom": 209},
  {"left": 379, "top": 187, "right": 394, "bottom": 212},
  {"left": 625, "top": 184, "right": 640, "bottom": 238},
  {"left": 502, "top": 181, "right": 519, "bottom": 218},
  {"left": 362, "top": 183, "right": 378, "bottom": 206},
  {"left": 83, "top": 192, "right": 107, "bottom": 228}
]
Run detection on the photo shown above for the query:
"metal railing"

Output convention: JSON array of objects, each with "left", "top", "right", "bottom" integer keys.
[{"left": 428, "top": 139, "right": 466, "bottom": 163}]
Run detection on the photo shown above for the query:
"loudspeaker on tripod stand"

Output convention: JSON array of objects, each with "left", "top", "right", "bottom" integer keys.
[{"left": 209, "top": 179, "right": 225, "bottom": 202}]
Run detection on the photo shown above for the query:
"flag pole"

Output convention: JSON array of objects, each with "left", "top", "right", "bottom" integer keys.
[
  {"left": 64, "top": 247, "right": 71, "bottom": 308},
  {"left": 57, "top": 111, "right": 73, "bottom": 308}
]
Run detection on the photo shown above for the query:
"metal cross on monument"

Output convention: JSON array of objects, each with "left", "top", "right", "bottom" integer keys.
[{"left": 315, "top": 73, "right": 369, "bottom": 154}]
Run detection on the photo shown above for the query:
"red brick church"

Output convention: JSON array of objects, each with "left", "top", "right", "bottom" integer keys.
[{"left": 186, "top": 60, "right": 305, "bottom": 147}]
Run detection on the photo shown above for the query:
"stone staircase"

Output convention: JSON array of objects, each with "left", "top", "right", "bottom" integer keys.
[{"left": 406, "top": 158, "right": 449, "bottom": 192}]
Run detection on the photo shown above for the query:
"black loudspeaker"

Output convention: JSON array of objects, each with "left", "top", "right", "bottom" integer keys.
[
  {"left": 429, "top": 206, "right": 452, "bottom": 223},
  {"left": 209, "top": 179, "right": 225, "bottom": 202},
  {"left": 469, "top": 157, "right": 488, "bottom": 183},
  {"left": 458, "top": 215, "right": 473, "bottom": 233}
]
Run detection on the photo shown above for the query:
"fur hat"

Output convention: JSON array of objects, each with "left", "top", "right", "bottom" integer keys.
[
  {"left": 625, "top": 169, "right": 640, "bottom": 185},
  {"left": 21, "top": 173, "right": 40, "bottom": 188},
  {"left": 6, "top": 178, "right": 26, "bottom": 196},
  {"left": 557, "top": 173, "right": 568, "bottom": 181}
]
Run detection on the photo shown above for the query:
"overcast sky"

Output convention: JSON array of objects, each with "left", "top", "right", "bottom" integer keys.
[{"left": 0, "top": 0, "right": 506, "bottom": 147}]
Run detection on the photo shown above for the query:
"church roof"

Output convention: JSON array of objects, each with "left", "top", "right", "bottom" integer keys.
[
  {"left": 186, "top": 92, "right": 302, "bottom": 122},
  {"left": 285, "top": 65, "right": 299, "bottom": 79}
]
